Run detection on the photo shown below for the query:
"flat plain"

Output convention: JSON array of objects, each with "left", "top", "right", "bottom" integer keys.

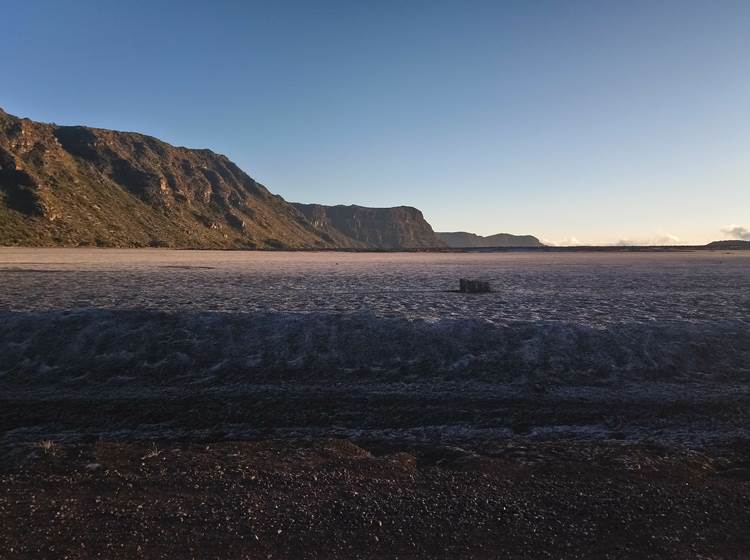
[{"left": 1, "top": 248, "right": 749, "bottom": 558}]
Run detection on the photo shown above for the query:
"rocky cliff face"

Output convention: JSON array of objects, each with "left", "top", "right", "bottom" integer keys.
[
  {"left": 0, "top": 109, "right": 331, "bottom": 248},
  {"left": 437, "top": 231, "right": 544, "bottom": 248},
  {"left": 293, "top": 204, "right": 445, "bottom": 249}
]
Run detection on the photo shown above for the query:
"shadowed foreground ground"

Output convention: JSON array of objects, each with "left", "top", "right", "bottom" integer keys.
[{"left": 1, "top": 439, "right": 749, "bottom": 559}]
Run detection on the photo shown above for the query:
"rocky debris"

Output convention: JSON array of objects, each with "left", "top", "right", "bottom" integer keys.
[
  {"left": 0, "top": 439, "right": 749, "bottom": 559},
  {"left": 2, "top": 307, "right": 750, "bottom": 392},
  {"left": 3, "top": 308, "right": 749, "bottom": 390}
]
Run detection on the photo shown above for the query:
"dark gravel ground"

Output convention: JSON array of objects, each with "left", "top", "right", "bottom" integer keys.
[
  {"left": 1, "top": 438, "right": 749, "bottom": 559},
  {"left": 3, "top": 384, "right": 750, "bottom": 445}
]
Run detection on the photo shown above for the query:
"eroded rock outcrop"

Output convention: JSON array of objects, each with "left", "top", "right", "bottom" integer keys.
[{"left": 293, "top": 203, "right": 445, "bottom": 249}]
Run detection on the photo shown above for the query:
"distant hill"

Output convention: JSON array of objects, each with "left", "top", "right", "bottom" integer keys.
[
  {"left": 0, "top": 108, "right": 444, "bottom": 250},
  {"left": 437, "top": 231, "right": 544, "bottom": 248},
  {"left": 705, "top": 240, "right": 750, "bottom": 250}
]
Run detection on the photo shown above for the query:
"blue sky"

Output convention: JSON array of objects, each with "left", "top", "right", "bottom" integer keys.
[{"left": 3, "top": 0, "right": 749, "bottom": 244}]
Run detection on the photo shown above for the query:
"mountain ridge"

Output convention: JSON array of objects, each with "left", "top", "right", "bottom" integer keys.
[
  {"left": 437, "top": 231, "right": 544, "bottom": 248},
  {"left": 0, "top": 108, "right": 441, "bottom": 249},
  {"left": 0, "top": 107, "right": 330, "bottom": 248},
  {"left": 705, "top": 240, "right": 750, "bottom": 250}
]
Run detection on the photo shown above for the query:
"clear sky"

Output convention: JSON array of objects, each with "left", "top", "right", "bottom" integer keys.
[{"left": 3, "top": 0, "right": 749, "bottom": 244}]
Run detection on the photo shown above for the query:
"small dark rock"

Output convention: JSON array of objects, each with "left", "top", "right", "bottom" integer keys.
[{"left": 459, "top": 278, "right": 491, "bottom": 293}]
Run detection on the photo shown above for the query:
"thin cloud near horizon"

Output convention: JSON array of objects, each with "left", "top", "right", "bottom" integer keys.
[
  {"left": 538, "top": 227, "right": 749, "bottom": 246},
  {"left": 531, "top": 234, "right": 682, "bottom": 247},
  {"left": 721, "top": 225, "right": 750, "bottom": 241}
]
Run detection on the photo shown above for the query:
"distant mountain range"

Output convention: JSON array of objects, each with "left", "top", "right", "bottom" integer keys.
[
  {"left": 4, "top": 108, "right": 746, "bottom": 252},
  {"left": 705, "top": 240, "right": 750, "bottom": 250},
  {"left": 0, "top": 108, "right": 446, "bottom": 249},
  {"left": 437, "top": 231, "right": 544, "bottom": 248}
]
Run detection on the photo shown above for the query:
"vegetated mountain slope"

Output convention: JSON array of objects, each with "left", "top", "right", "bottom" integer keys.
[
  {"left": 437, "top": 231, "right": 544, "bottom": 248},
  {"left": 293, "top": 203, "right": 446, "bottom": 249},
  {"left": 0, "top": 108, "right": 341, "bottom": 249}
]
